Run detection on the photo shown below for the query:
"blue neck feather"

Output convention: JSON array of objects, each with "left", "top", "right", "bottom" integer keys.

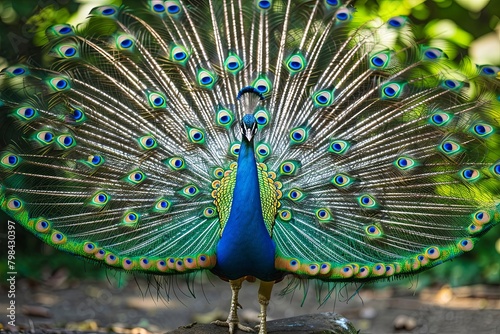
[{"left": 213, "top": 134, "right": 278, "bottom": 281}]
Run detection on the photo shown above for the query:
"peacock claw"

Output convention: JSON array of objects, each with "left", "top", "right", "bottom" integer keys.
[
  {"left": 255, "top": 321, "right": 266, "bottom": 334},
  {"left": 212, "top": 320, "right": 255, "bottom": 333}
]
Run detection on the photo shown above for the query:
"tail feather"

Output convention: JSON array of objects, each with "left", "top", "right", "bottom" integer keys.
[{"left": 0, "top": 1, "right": 498, "bottom": 282}]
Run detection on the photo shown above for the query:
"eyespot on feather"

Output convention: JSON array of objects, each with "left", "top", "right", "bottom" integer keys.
[
  {"left": 83, "top": 242, "right": 97, "bottom": 254},
  {"left": 140, "top": 258, "right": 152, "bottom": 269},
  {"left": 95, "top": 249, "right": 106, "bottom": 260},
  {"left": 51, "top": 231, "right": 66, "bottom": 245},
  {"left": 35, "top": 219, "right": 51, "bottom": 233},
  {"left": 123, "top": 258, "right": 135, "bottom": 270},
  {"left": 356, "top": 265, "right": 370, "bottom": 278}
]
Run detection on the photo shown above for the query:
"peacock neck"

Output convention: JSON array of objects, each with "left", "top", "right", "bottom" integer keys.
[
  {"left": 230, "top": 137, "right": 264, "bottom": 227},
  {"left": 213, "top": 134, "right": 278, "bottom": 281}
]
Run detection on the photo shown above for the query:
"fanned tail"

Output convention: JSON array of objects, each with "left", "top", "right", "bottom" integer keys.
[{"left": 0, "top": 0, "right": 498, "bottom": 284}]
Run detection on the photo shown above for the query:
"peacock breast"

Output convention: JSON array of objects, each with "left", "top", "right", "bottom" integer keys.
[{"left": 211, "top": 162, "right": 283, "bottom": 236}]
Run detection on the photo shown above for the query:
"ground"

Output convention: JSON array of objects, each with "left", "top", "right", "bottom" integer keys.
[{"left": 1, "top": 269, "right": 499, "bottom": 334}]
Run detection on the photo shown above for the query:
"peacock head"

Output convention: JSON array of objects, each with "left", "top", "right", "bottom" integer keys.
[{"left": 241, "top": 114, "right": 257, "bottom": 142}]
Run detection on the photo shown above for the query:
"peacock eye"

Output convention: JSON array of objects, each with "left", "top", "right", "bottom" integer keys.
[
  {"left": 35, "top": 130, "right": 55, "bottom": 145},
  {"left": 83, "top": 242, "right": 97, "bottom": 254},
  {"left": 331, "top": 173, "right": 353, "bottom": 188},
  {"left": 15, "top": 107, "right": 38, "bottom": 121},
  {"left": 255, "top": 143, "right": 271, "bottom": 161},
  {"left": 51, "top": 231, "right": 67, "bottom": 244},
  {"left": 312, "top": 89, "right": 334, "bottom": 107},
  {"left": 224, "top": 53, "right": 244, "bottom": 74},
  {"left": 329, "top": 140, "right": 349, "bottom": 154},
  {"left": 127, "top": 170, "right": 146, "bottom": 184},
  {"left": 289, "top": 127, "right": 308, "bottom": 144},
  {"left": 315, "top": 208, "right": 332, "bottom": 222},
  {"left": 230, "top": 143, "right": 241, "bottom": 157},
  {"left": 381, "top": 82, "right": 404, "bottom": 99},
  {"left": 254, "top": 108, "right": 270, "bottom": 128},
  {"left": 86, "top": 155, "right": 104, "bottom": 167},
  {"left": 197, "top": 69, "right": 217, "bottom": 89},
  {"left": 7, "top": 198, "right": 23, "bottom": 211},
  {"left": 123, "top": 211, "right": 140, "bottom": 225},
  {"left": 369, "top": 51, "right": 391, "bottom": 69},
  {"left": 147, "top": 92, "right": 167, "bottom": 108},
  {"left": 471, "top": 123, "right": 494, "bottom": 137},
  {"left": 53, "top": 44, "right": 79, "bottom": 58},
  {"left": 358, "top": 194, "right": 378, "bottom": 208},
  {"left": 47, "top": 24, "right": 74, "bottom": 38},
  {"left": 1, "top": 153, "right": 20, "bottom": 168},
  {"left": 439, "top": 140, "right": 461, "bottom": 155},
  {"left": 116, "top": 34, "right": 135, "bottom": 50},
  {"left": 170, "top": 45, "right": 190, "bottom": 65},
  {"left": 138, "top": 135, "right": 158, "bottom": 150},
  {"left": 71, "top": 108, "right": 85, "bottom": 122},
  {"left": 387, "top": 16, "right": 407, "bottom": 28},
  {"left": 174, "top": 52, "right": 185, "bottom": 60},
  {"left": 252, "top": 75, "right": 272, "bottom": 96},
  {"left": 216, "top": 107, "right": 235, "bottom": 127},
  {"left": 425, "top": 246, "right": 441, "bottom": 259},
  {"left": 278, "top": 209, "right": 292, "bottom": 222},
  {"left": 150, "top": 0, "right": 165, "bottom": 13},
  {"left": 105, "top": 253, "right": 118, "bottom": 265},
  {"left": 57, "top": 26, "right": 71, "bottom": 34},
  {"left": 473, "top": 210, "right": 491, "bottom": 225},
  {"left": 213, "top": 167, "right": 225, "bottom": 178},
  {"left": 187, "top": 127, "right": 206, "bottom": 144},
  {"left": 457, "top": 238, "right": 474, "bottom": 252},
  {"left": 325, "top": 0, "right": 340, "bottom": 7},
  {"left": 422, "top": 47, "right": 445, "bottom": 60},
  {"left": 287, "top": 188, "right": 305, "bottom": 201},
  {"left": 257, "top": 0, "right": 272, "bottom": 10},
  {"left": 285, "top": 52, "right": 307, "bottom": 74},
  {"left": 166, "top": 156, "right": 185, "bottom": 170},
  {"left": 429, "top": 112, "right": 452, "bottom": 126},
  {"left": 56, "top": 134, "right": 76, "bottom": 148},
  {"left": 335, "top": 8, "right": 352, "bottom": 22},
  {"left": 48, "top": 77, "right": 70, "bottom": 91},
  {"left": 102, "top": 7, "right": 116, "bottom": 15},
  {"left": 154, "top": 198, "right": 171, "bottom": 212},
  {"left": 460, "top": 168, "right": 480, "bottom": 182},
  {"left": 279, "top": 160, "right": 300, "bottom": 176},
  {"left": 394, "top": 156, "right": 416, "bottom": 170},
  {"left": 442, "top": 79, "right": 463, "bottom": 91},
  {"left": 91, "top": 191, "right": 110, "bottom": 206},
  {"left": 182, "top": 184, "right": 199, "bottom": 197},
  {"left": 478, "top": 65, "right": 500, "bottom": 76},
  {"left": 12, "top": 67, "right": 25, "bottom": 75},
  {"left": 165, "top": 1, "right": 182, "bottom": 15},
  {"left": 203, "top": 206, "right": 217, "bottom": 218},
  {"left": 365, "top": 224, "right": 383, "bottom": 238},
  {"left": 493, "top": 162, "right": 500, "bottom": 177}
]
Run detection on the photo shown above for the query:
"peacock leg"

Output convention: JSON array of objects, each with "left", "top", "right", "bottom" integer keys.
[
  {"left": 212, "top": 277, "right": 254, "bottom": 333},
  {"left": 255, "top": 280, "right": 274, "bottom": 334}
]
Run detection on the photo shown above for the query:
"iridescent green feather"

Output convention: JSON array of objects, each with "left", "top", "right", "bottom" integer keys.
[{"left": 0, "top": 0, "right": 498, "bottom": 290}]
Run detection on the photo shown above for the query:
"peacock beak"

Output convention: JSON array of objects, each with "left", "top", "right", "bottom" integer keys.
[
  {"left": 244, "top": 127, "right": 254, "bottom": 142},
  {"left": 241, "top": 115, "right": 257, "bottom": 142}
]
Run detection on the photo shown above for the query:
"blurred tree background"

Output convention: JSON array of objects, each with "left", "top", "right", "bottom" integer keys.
[{"left": 0, "top": 0, "right": 499, "bottom": 287}]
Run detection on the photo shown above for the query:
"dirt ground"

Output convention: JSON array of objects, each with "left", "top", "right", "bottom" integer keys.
[{"left": 1, "top": 270, "right": 499, "bottom": 334}]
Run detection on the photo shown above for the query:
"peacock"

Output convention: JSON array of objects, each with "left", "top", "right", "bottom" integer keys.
[{"left": 1, "top": 1, "right": 499, "bottom": 333}]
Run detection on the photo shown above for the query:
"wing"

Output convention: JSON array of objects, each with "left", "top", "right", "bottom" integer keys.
[{"left": 254, "top": 4, "right": 500, "bottom": 281}]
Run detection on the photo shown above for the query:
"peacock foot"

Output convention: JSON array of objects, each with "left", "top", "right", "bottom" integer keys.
[
  {"left": 212, "top": 319, "right": 255, "bottom": 333},
  {"left": 254, "top": 323, "right": 267, "bottom": 334}
]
